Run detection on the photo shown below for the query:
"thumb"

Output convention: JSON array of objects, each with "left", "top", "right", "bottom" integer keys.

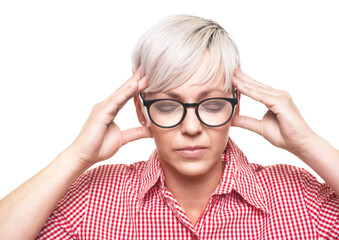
[
  {"left": 121, "top": 127, "right": 153, "bottom": 145},
  {"left": 232, "top": 115, "right": 262, "bottom": 136}
]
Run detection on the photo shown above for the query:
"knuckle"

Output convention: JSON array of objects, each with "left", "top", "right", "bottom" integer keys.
[
  {"left": 256, "top": 87, "right": 266, "bottom": 100},
  {"left": 89, "top": 103, "right": 103, "bottom": 120},
  {"left": 279, "top": 91, "right": 292, "bottom": 105},
  {"left": 281, "top": 90, "right": 291, "bottom": 97},
  {"left": 111, "top": 102, "right": 119, "bottom": 111},
  {"left": 116, "top": 81, "right": 138, "bottom": 97},
  {"left": 128, "top": 81, "right": 139, "bottom": 92},
  {"left": 116, "top": 86, "right": 123, "bottom": 93},
  {"left": 92, "top": 102, "right": 102, "bottom": 112},
  {"left": 255, "top": 85, "right": 263, "bottom": 92}
]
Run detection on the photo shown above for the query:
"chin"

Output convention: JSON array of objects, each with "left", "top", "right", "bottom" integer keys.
[
  {"left": 158, "top": 148, "right": 224, "bottom": 180},
  {"left": 172, "top": 160, "right": 213, "bottom": 178}
]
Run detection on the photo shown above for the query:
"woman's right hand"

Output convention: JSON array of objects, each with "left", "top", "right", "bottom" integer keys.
[
  {"left": 0, "top": 69, "right": 152, "bottom": 240},
  {"left": 66, "top": 68, "right": 152, "bottom": 167}
]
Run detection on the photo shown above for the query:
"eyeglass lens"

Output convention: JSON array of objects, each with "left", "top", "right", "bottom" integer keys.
[{"left": 149, "top": 99, "right": 233, "bottom": 127}]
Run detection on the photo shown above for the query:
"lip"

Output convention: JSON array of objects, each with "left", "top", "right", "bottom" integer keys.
[{"left": 175, "top": 146, "right": 208, "bottom": 158}]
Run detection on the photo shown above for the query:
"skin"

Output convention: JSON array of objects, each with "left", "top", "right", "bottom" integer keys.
[
  {"left": 0, "top": 69, "right": 152, "bottom": 239},
  {"left": 232, "top": 69, "right": 339, "bottom": 196},
  {"left": 0, "top": 65, "right": 338, "bottom": 238},
  {"left": 134, "top": 57, "right": 237, "bottom": 224}
]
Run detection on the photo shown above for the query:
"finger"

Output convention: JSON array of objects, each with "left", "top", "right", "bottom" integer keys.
[
  {"left": 234, "top": 68, "right": 257, "bottom": 83},
  {"left": 233, "top": 76, "right": 276, "bottom": 94},
  {"left": 121, "top": 127, "right": 153, "bottom": 145},
  {"left": 232, "top": 115, "right": 262, "bottom": 136},
  {"left": 234, "top": 68, "right": 276, "bottom": 91},
  {"left": 233, "top": 76, "right": 282, "bottom": 110},
  {"left": 234, "top": 79, "right": 277, "bottom": 109},
  {"left": 111, "top": 68, "right": 143, "bottom": 95},
  {"left": 107, "top": 68, "right": 144, "bottom": 104},
  {"left": 233, "top": 75, "right": 276, "bottom": 95},
  {"left": 107, "top": 76, "right": 148, "bottom": 112},
  {"left": 103, "top": 71, "right": 148, "bottom": 117},
  {"left": 85, "top": 70, "right": 148, "bottom": 127}
]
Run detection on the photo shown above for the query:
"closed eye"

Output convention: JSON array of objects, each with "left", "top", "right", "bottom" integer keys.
[
  {"left": 200, "top": 101, "right": 226, "bottom": 112},
  {"left": 153, "top": 101, "right": 181, "bottom": 113}
]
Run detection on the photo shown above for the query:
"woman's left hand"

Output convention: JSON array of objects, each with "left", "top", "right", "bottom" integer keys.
[{"left": 232, "top": 68, "right": 318, "bottom": 157}]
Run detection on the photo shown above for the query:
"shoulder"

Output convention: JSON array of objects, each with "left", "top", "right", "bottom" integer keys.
[
  {"left": 253, "top": 162, "right": 336, "bottom": 198},
  {"left": 58, "top": 160, "right": 149, "bottom": 207},
  {"left": 229, "top": 139, "right": 309, "bottom": 184},
  {"left": 251, "top": 163, "right": 312, "bottom": 195},
  {"left": 84, "top": 160, "right": 149, "bottom": 183},
  {"left": 254, "top": 162, "right": 306, "bottom": 180},
  {"left": 253, "top": 162, "right": 325, "bottom": 191}
]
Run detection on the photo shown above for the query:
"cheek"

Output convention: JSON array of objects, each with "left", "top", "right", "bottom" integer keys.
[
  {"left": 149, "top": 125, "right": 171, "bottom": 149},
  {"left": 210, "top": 125, "right": 231, "bottom": 151}
]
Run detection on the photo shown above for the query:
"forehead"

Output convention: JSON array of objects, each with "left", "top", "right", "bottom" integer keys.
[{"left": 146, "top": 77, "right": 233, "bottom": 101}]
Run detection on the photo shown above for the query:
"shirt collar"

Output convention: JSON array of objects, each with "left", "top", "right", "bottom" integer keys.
[
  {"left": 137, "top": 150, "right": 164, "bottom": 208},
  {"left": 137, "top": 138, "right": 269, "bottom": 213},
  {"left": 214, "top": 138, "right": 269, "bottom": 213}
]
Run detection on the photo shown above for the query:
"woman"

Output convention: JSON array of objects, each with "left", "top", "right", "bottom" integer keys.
[{"left": 1, "top": 15, "right": 338, "bottom": 239}]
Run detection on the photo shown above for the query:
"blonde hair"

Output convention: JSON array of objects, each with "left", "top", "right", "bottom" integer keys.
[{"left": 131, "top": 14, "right": 240, "bottom": 94}]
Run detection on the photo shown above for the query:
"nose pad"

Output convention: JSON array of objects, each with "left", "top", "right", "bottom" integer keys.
[{"left": 180, "top": 108, "right": 203, "bottom": 135}]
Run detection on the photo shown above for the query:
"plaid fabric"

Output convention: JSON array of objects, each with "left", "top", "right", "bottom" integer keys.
[{"left": 36, "top": 139, "right": 339, "bottom": 239}]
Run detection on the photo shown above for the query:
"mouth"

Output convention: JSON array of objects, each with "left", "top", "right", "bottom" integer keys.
[{"left": 175, "top": 146, "right": 208, "bottom": 158}]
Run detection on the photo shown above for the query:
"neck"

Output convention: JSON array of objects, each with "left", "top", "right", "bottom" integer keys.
[
  {"left": 162, "top": 160, "right": 225, "bottom": 203},
  {"left": 161, "top": 159, "right": 225, "bottom": 226}
]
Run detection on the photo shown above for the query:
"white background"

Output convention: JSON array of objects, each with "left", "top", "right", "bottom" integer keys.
[{"left": 0, "top": 0, "right": 338, "bottom": 199}]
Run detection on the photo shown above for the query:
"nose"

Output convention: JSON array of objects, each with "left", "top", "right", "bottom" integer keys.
[{"left": 180, "top": 108, "right": 203, "bottom": 135}]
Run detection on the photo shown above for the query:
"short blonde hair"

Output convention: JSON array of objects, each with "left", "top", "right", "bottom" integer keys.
[{"left": 131, "top": 14, "right": 240, "bottom": 94}]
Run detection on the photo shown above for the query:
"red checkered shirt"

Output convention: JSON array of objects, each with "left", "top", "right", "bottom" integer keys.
[{"left": 36, "top": 139, "right": 339, "bottom": 239}]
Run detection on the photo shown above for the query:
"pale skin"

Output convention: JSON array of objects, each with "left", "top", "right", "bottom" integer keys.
[
  {"left": 232, "top": 69, "right": 339, "bottom": 196},
  {"left": 134, "top": 60, "right": 233, "bottom": 225},
  {"left": 0, "top": 66, "right": 338, "bottom": 239},
  {"left": 0, "top": 69, "right": 152, "bottom": 240}
]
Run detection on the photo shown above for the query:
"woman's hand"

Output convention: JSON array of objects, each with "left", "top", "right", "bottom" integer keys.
[
  {"left": 66, "top": 68, "right": 152, "bottom": 167},
  {"left": 0, "top": 69, "right": 152, "bottom": 240},
  {"left": 232, "top": 68, "right": 318, "bottom": 157}
]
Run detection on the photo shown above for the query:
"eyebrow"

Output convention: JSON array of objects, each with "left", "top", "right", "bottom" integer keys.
[{"left": 164, "top": 89, "right": 227, "bottom": 100}]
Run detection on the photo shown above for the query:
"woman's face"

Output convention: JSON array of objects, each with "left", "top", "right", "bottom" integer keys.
[{"left": 136, "top": 61, "right": 238, "bottom": 179}]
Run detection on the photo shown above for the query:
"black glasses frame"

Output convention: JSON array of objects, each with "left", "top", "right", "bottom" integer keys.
[{"left": 139, "top": 90, "right": 238, "bottom": 128}]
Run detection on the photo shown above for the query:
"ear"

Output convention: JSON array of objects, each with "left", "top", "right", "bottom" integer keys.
[
  {"left": 234, "top": 91, "right": 241, "bottom": 116},
  {"left": 231, "top": 91, "right": 241, "bottom": 126},
  {"left": 133, "top": 95, "right": 147, "bottom": 126}
]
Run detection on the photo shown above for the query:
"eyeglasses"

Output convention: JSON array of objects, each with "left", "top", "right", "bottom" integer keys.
[{"left": 140, "top": 90, "right": 238, "bottom": 128}]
